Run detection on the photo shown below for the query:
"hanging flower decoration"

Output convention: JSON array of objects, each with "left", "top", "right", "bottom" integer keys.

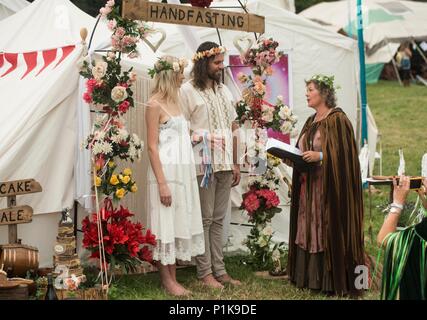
[
  {"left": 100, "top": 0, "right": 153, "bottom": 58},
  {"left": 79, "top": 0, "right": 155, "bottom": 284},
  {"left": 237, "top": 37, "right": 295, "bottom": 273}
]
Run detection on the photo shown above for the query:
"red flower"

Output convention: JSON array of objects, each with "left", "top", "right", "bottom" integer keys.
[
  {"left": 190, "top": 0, "right": 212, "bottom": 8},
  {"left": 139, "top": 246, "right": 153, "bottom": 264},
  {"left": 144, "top": 229, "right": 157, "bottom": 246},
  {"left": 82, "top": 201, "right": 156, "bottom": 270},
  {"left": 83, "top": 92, "right": 92, "bottom": 103},
  {"left": 243, "top": 192, "right": 260, "bottom": 214},
  {"left": 86, "top": 79, "right": 98, "bottom": 93},
  {"left": 118, "top": 100, "right": 130, "bottom": 114}
]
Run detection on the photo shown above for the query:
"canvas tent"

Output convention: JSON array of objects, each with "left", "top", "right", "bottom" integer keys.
[
  {"left": 300, "top": 0, "right": 427, "bottom": 83},
  {"left": 0, "top": 0, "right": 163, "bottom": 267},
  {"left": 0, "top": 0, "right": 28, "bottom": 20}
]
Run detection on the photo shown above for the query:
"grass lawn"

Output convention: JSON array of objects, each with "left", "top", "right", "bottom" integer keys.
[{"left": 110, "top": 81, "right": 427, "bottom": 300}]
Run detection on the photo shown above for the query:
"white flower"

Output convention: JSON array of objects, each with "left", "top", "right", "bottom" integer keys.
[
  {"left": 92, "top": 142, "right": 103, "bottom": 155},
  {"left": 129, "top": 145, "right": 137, "bottom": 158},
  {"left": 172, "top": 62, "right": 180, "bottom": 72},
  {"left": 101, "top": 141, "right": 113, "bottom": 154},
  {"left": 258, "top": 237, "right": 268, "bottom": 248},
  {"left": 268, "top": 180, "right": 277, "bottom": 190},
  {"left": 290, "top": 114, "right": 298, "bottom": 124},
  {"left": 272, "top": 249, "right": 281, "bottom": 262},
  {"left": 262, "top": 225, "right": 274, "bottom": 236},
  {"left": 117, "top": 128, "right": 129, "bottom": 140},
  {"left": 95, "top": 130, "right": 106, "bottom": 141},
  {"left": 132, "top": 133, "right": 141, "bottom": 145},
  {"left": 280, "top": 121, "right": 293, "bottom": 134},
  {"left": 247, "top": 147, "right": 257, "bottom": 158},
  {"left": 278, "top": 105, "right": 291, "bottom": 120},
  {"left": 111, "top": 86, "right": 128, "bottom": 103},
  {"left": 277, "top": 95, "right": 283, "bottom": 102},
  {"left": 261, "top": 104, "right": 274, "bottom": 123},
  {"left": 92, "top": 61, "right": 108, "bottom": 80},
  {"left": 94, "top": 115, "right": 107, "bottom": 127}
]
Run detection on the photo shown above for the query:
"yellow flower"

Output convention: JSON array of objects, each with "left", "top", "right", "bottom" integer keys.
[
  {"left": 94, "top": 176, "right": 102, "bottom": 187},
  {"left": 110, "top": 175, "right": 119, "bottom": 185},
  {"left": 108, "top": 160, "right": 115, "bottom": 168},
  {"left": 95, "top": 163, "right": 102, "bottom": 171},
  {"left": 131, "top": 184, "right": 138, "bottom": 193},
  {"left": 119, "top": 174, "right": 124, "bottom": 181},
  {"left": 121, "top": 175, "right": 131, "bottom": 184},
  {"left": 115, "top": 188, "right": 126, "bottom": 199},
  {"left": 123, "top": 168, "right": 132, "bottom": 176}
]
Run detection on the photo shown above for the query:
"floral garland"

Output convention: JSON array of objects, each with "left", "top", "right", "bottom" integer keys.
[
  {"left": 79, "top": 1, "right": 155, "bottom": 283},
  {"left": 237, "top": 37, "right": 297, "bottom": 273}
]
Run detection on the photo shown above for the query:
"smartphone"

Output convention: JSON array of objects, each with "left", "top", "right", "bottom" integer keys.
[{"left": 395, "top": 177, "right": 423, "bottom": 190}]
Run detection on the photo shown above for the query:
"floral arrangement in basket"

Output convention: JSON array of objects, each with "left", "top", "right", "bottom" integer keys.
[
  {"left": 236, "top": 37, "right": 297, "bottom": 274},
  {"left": 78, "top": 0, "right": 156, "bottom": 288},
  {"left": 82, "top": 199, "right": 156, "bottom": 273}
]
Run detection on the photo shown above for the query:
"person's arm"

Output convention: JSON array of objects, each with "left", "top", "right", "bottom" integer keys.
[
  {"left": 377, "top": 175, "right": 411, "bottom": 246},
  {"left": 145, "top": 101, "right": 172, "bottom": 207}
]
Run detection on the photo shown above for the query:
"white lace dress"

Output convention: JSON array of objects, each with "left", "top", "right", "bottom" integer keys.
[{"left": 147, "top": 114, "right": 205, "bottom": 265}]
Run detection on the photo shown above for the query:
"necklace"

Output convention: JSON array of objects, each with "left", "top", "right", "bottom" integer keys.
[{"left": 314, "top": 108, "right": 332, "bottom": 122}]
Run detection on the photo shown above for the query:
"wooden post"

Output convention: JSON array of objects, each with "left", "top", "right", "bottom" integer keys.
[
  {"left": 0, "top": 179, "right": 42, "bottom": 244},
  {"left": 7, "top": 196, "right": 17, "bottom": 244}
]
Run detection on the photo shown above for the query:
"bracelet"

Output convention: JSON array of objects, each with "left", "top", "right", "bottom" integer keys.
[
  {"left": 390, "top": 202, "right": 404, "bottom": 210},
  {"left": 389, "top": 207, "right": 402, "bottom": 215},
  {"left": 319, "top": 152, "right": 323, "bottom": 161}
]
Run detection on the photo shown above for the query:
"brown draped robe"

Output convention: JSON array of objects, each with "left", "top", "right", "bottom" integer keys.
[{"left": 287, "top": 107, "right": 365, "bottom": 297}]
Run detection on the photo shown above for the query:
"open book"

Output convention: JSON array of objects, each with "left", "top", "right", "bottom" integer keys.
[{"left": 266, "top": 138, "right": 311, "bottom": 171}]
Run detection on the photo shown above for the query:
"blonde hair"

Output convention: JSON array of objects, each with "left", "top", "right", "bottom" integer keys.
[{"left": 151, "top": 55, "right": 183, "bottom": 104}]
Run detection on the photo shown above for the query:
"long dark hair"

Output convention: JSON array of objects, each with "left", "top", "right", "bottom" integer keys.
[{"left": 191, "top": 41, "right": 221, "bottom": 91}]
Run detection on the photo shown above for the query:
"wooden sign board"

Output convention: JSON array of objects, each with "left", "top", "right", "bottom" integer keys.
[
  {"left": 122, "top": 0, "right": 265, "bottom": 34},
  {"left": 0, "top": 179, "right": 42, "bottom": 197},
  {"left": 0, "top": 206, "right": 33, "bottom": 226}
]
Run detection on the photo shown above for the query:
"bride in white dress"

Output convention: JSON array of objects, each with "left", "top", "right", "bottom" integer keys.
[{"left": 145, "top": 56, "right": 204, "bottom": 296}]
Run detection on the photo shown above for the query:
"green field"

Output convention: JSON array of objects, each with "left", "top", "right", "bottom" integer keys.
[{"left": 109, "top": 81, "right": 427, "bottom": 300}]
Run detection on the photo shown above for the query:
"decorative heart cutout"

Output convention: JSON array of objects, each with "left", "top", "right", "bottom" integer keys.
[
  {"left": 143, "top": 29, "right": 166, "bottom": 53},
  {"left": 233, "top": 35, "right": 254, "bottom": 56}
]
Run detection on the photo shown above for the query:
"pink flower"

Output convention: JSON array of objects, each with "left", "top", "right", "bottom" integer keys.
[
  {"left": 115, "top": 27, "right": 126, "bottom": 38},
  {"left": 107, "top": 0, "right": 115, "bottom": 7},
  {"left": 107, "top": 19, "right": 117, "bottom": 31},
  {"left": 99, "top": 6, "right": 112, "bottom": 16}
]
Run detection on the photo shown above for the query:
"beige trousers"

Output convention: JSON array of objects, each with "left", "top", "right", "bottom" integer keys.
[{"left": 195, "top": 171, "right": 233, "bottom": 279}]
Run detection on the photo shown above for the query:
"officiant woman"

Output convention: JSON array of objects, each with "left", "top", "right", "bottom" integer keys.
[{"left": 286, "top": 75, "right": 365, "bottom": 297}]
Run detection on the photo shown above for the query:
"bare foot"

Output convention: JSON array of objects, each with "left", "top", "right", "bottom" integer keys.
[
  {"left": 175, "top": 281, "right": 192, "bottom": 296},
  {"left": 162, "top": 280, "right": 189, "bottom": 296},
  {"left": 216, "top": 274, "right": 242, "bottom": 286},
  {"left": 200, "top": 274, "right": 224, "bottom": 289}
]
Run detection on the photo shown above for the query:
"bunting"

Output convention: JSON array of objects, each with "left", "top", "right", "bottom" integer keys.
[{"left": 0, "top": 45, "right": 76, "bottom": 79}]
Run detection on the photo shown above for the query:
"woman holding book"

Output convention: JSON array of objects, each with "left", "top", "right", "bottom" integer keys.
[{"left": 287, "top": 75, "right": 365, "bottom": 297}]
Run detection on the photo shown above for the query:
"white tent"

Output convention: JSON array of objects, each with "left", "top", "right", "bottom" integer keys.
[
  {"left": 0, "top": 0, "right": 161, "bottom": 267},
  {"left": 300, "top": 0, "right": 427, "bottom": 61},
  {"left": 0, "top": 0, "right": 28, "bottom": 20},
  {"left": 149, "top": 0, "right": 362, "bottom": 250}
]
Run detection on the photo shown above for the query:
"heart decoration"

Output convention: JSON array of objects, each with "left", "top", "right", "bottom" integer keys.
[
  {"left": 233, "top": 35, "right": 254, "bottom": 56},
  {"left": 143, "top": 29, "right": 166, "bottom": 53}
]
